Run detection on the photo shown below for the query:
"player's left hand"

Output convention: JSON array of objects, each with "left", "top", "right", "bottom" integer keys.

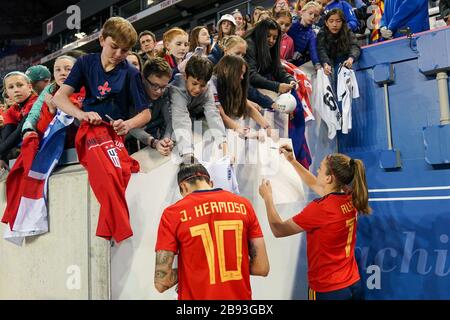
[
  {"left": 259, "top": 179, "right": 273, "bottom": 200},
  {"left": 112, "top": 119, "right": 131, "bottom": 136}
]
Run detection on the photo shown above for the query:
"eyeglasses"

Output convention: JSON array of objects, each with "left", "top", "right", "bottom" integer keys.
[{"left": 144, "top": 77, "right": 168, "bottom": 92}]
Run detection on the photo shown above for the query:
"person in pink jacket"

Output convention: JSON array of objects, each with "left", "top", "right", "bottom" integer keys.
[{"left": 275, "top": 9, "right": 295, "bottom": 60}]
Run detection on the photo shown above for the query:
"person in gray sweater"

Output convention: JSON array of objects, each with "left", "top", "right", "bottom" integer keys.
[
  {"left": 170, "top": 56, "right": 227, "bottom": 158},
  {"left": 129, "top": 57, "right": 174, "bottom": 156}
]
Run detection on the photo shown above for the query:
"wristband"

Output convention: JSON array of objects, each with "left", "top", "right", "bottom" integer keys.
[
  {"left": 151, "top": 138, "right": 159, "bottom": 149},
  {"left": 148, "top": 137, "right": 155, "bottom": 148},
  {"left": 22, "top": 128, "right": 36, "bottom": 137}
]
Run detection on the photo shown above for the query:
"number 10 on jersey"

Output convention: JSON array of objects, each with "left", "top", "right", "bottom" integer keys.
[{"left": 190, "top": 220, "right": 243, "bottom": 285}]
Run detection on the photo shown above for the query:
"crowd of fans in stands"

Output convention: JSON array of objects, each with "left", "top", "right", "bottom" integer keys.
[{"left": 0, "top": 0, "right": 436, "bottom": 172}]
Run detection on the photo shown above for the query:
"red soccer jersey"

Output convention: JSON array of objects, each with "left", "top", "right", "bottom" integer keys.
[
  {"left": 76, "top": 122, "right": 140, "bottom": 243},
  {"left": 293, "top": 193, "right": 360, "bottom": 293},
  {"left": 155, "top": 189, "right": 264, "bottom": 300},
  {"left": 3, "top": 93, "right": 38, "bottom": 126}
]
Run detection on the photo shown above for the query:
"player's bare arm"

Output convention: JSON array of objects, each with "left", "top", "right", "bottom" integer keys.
[
  {"left": 248, "top": 237, "right": 270, "bottom": 276},
  {"left": 279, "top": 145, "right": 325, "bottom": 196},
  {"left": 259, "top": 179, "right": 304, "bottom": 238},
  {"left": 154, "top": 250, "right": 178, "bottom": 293}
]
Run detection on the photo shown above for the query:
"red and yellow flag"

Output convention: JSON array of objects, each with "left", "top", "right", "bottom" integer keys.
[{"left": 369, "top": 0, "right": 385, "bottom": 43}]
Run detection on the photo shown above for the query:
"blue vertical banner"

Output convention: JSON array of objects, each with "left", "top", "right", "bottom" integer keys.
[{"left": 356, "top": 199, "right": 450, "bottom": 299}]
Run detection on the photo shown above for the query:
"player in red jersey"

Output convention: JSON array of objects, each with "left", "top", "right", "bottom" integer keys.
[
  {"left": 155, "top": 161, "right": 269, "bottom": 300},
  {"left": 259, "top": 145, "right": 371, "bottom": 300}
]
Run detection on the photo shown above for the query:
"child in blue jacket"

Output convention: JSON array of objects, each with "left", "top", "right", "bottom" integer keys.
[{"left": 288, "top": 1, "right": 322, "bottom": 68}]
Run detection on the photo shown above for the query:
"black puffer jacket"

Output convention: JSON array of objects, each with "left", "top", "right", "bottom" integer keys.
[
  {"left": 244, "top": 38, "right": 294, "bottom": 92},
  {"left": 316, "top": 29, "right": 360, "bottom": 66}
]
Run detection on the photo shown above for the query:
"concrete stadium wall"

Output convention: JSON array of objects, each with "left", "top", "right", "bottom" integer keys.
[{"left": 0, "top": 165, "right": 110, "bottom": 299}]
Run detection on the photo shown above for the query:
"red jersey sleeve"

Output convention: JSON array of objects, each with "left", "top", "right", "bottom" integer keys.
[
  {"left": 292, "top": 200, "right": 329, "bottom": 232},
  {"left": 243, "top": 198, "right": 264, "bottom": 239},
  {"left": 155, "top": 208, "right": 179, "bottom": 253}
]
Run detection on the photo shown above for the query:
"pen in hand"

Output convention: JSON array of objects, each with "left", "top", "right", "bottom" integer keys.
[
  {"left": 281, "top": 146, "right": 293, "bottom": 152},
  {"left": 105, "top": 114, "right": 114, "bottom": 122},
  {"left": 269, "top": 146, "right": 293, "bottom": 152}
]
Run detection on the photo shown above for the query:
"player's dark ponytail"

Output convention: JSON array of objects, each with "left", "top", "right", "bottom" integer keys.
[{"left": 177, "top": 161, "right": 210, "bottom": 186}]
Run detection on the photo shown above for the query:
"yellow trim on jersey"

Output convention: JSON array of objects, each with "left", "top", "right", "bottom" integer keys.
[{"left": 309, "top": 288, "right": 316, "bottom": 300}]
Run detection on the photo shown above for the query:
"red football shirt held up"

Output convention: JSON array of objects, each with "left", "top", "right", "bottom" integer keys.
[
  {"left": 155, "top": 189, "right": 264, "bottom": 300},
  {"left": 293, "top": 193, "right": 361, "bottom": 293},
  {"left": 76, "top": 122, "right": 140, "bottom": 243}
]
